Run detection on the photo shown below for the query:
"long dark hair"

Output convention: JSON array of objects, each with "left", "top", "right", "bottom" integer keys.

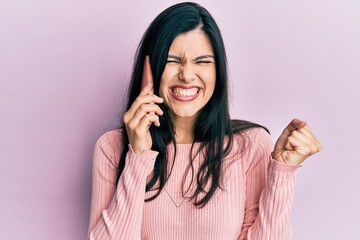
[{"left": 117, "top": 2, "right": 268, "bottom": 207}]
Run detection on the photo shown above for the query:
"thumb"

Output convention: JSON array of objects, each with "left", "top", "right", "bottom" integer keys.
[
  {"left": 282, "top": 118, "right": 306, "bottom": 137},
  {"left": 274, "top": 118, "right": 306, "bottom": 149}
]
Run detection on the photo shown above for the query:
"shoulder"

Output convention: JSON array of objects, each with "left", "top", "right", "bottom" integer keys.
[
  {"left": 95, "top": 128, "right": 123, "bottom": 151},
  {"left": 230, "top": 119, "right": 271, "bottom": 148},
  {"left": 230, "top": 127, "right": 273, "bottom": 168},
  {"left": 245, "top": 127, "right": 272, "bottom": 150},
  {"left": 232, "top": 127, "right": 272, "bottom": 151},
  {"left": 93, "top": 128, "right": 124, "bottom": 167}
]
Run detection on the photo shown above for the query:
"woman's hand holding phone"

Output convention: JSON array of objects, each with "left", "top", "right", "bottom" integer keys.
[{"left": 123, "top": 56, "right": 163, "bottom": 155}]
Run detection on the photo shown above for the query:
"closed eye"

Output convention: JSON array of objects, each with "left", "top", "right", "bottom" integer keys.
[
  {"left": 166, "top": 60, "right": 180, "bottom": 63},
  {"left": 195, "top": 60, "right": 213, "bottom": 64}
]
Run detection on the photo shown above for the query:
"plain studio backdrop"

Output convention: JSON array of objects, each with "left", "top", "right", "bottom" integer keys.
[{"left": 1, "top": 0, "right": 359, "bottom": 239}]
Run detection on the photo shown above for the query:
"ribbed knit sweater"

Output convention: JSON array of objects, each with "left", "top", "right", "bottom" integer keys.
[{"left": 88, "top": 128, "right": 298, "bottom": 240}]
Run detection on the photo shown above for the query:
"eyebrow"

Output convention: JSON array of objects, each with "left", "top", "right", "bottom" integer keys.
[
  {"left": 167, "top": 55, "right": 215, "bottom": 61},
  {"left": 193, "top": 55, "right": 215, "bottom": 61}
]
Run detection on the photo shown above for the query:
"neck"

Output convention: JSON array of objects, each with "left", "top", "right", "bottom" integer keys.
[{"left": 171, "top": 116, "right": 196, "bottom": 144}]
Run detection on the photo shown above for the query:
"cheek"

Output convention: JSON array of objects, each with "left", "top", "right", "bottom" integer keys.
[{"left": 203, "top": 71, "right": 216, "bottom": 94}]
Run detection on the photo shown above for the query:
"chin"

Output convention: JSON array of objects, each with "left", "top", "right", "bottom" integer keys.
[{"left": 170, "top": 108, "right": 200, "bottom": 119}]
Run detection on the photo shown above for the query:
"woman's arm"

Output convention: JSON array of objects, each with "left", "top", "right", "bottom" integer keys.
[
  {"left": 239, "top": 119, "right": 321, "bottom": 240},
  {"left": 87, "top": 131, "right": 158, "bottom": 240},
  {"left": 238, "top": 128, "right": 298, "bottom": 240}
]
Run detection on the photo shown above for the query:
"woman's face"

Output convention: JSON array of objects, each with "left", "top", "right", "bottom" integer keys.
[{"left": 159, "top": 29, "right": 216, "bottom": 123}]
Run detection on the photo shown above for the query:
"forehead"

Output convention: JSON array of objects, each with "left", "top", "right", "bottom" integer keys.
[{"left": 168, "top": 29, "right": 213, "bottom": 56}]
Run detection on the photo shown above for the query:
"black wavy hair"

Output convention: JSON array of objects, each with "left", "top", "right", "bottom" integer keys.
[{"left": 117, "top": 2, "right": 268, "bottom": 207}]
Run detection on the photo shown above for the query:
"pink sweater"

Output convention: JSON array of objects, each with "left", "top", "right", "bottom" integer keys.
[{"left": 87, "top": 128, "right": 298, "bottom": 240}]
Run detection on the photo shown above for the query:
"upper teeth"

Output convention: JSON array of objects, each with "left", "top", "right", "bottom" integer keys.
[{"left": 173, "top": 87, "right": 198, "bottom": 97}]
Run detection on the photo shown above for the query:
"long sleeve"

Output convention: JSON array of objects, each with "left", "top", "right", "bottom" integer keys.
[
  {"left": 87, "top": 131, "right": 158, "bottom": 240},
  {"left": 239, "top": 128, "right": 299, "bottom": 240}
]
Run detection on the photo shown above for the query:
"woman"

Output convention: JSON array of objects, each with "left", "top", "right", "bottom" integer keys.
[{"left": 88, "top": 2, "right": 322, "bottom": 239}]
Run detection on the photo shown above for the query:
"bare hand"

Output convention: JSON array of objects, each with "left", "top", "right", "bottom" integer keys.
[
  {"left": 123, "top": 83, "right": 163, "bottom": 155},
  {"left": 272, "top": 118, "right": 322, "bottom": 166}
]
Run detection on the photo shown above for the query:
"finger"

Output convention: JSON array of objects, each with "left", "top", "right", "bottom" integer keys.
[
  {"left": 275, "top": 119, "right": 303, "bottom": 149},
  {"left": 138, "top": 114, "right": 160, "bottom": 130},
  {"left": 131, "top": 104, "right": 163, "bottom": 124},
  {"left": 290, "top": 130, "right": 313, "bottom": 146},
  {"left": 153, "top": 115, "right": 161, "bottom": 127},
  {"left": 297, "top": 126, "right": 316, "bottom": 140},
  {"left": 282, "top": 118, "right": 307, "bottom": 136},
  {"left": 135, "top": 103, "right": 163, "bottom": 116},
  {"left": 127, "top": 103, "right": 163, "bottom": 129},
  {"left": 290, "top": 130, "right": 322, "bottom": 154},
  {"left": 137, "top": 94, "right": 163, "bottom": 105},
  {"left": 297, "top": 125, "right": 322, "bottom": 151},
  {"left": 287, "top": 135, "right": 313, "bottom": 157},
  {"left": 285, "top": 138, "right": 292, "bottom": 150},
  {"left": 278, "top": 127, "right": 312, "bottom": 151},
  {"left": 131, "top": 114, "right": 160, "bottom": 138},
  {"left": 126, "top": 95, "right": 163, "bottom": 118}
]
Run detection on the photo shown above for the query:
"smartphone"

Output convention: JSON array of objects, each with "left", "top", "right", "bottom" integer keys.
[{"left": 141, "top": 55, "right": 154, "bottom": 94}]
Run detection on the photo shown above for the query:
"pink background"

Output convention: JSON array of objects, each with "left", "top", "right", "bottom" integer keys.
[{"left": 1, "top": 0, "right": 359, "bottom": 239}]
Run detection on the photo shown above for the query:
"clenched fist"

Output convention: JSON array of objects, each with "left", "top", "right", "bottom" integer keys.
[{"left": 272, "top": 118, "right": 322, "bottom": 166}]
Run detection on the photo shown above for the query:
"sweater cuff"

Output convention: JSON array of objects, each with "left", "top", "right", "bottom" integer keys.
[
  {"left": 126, "top": 144, "right": 158, "bottom": 172},
  {"left": 267, "top": 157, "right": 298, "bottom": 186},
  {"left": 269, "top": 157, "right": 301, "bottom": 173},
  {"left": 128, "top": 144, "right": 159, "bottom": 160},
  {"left": 117, "top": 145, "right": 159, "bottom": 186}
]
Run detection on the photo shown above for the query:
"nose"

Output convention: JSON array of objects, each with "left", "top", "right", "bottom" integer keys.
[{"left": 178, "top": 62, "right": 195, "bottom": 82}]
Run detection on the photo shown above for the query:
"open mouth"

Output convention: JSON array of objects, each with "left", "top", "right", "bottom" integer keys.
[{"left": 171, "top": 87, "right": 200, "bottom": 97}]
